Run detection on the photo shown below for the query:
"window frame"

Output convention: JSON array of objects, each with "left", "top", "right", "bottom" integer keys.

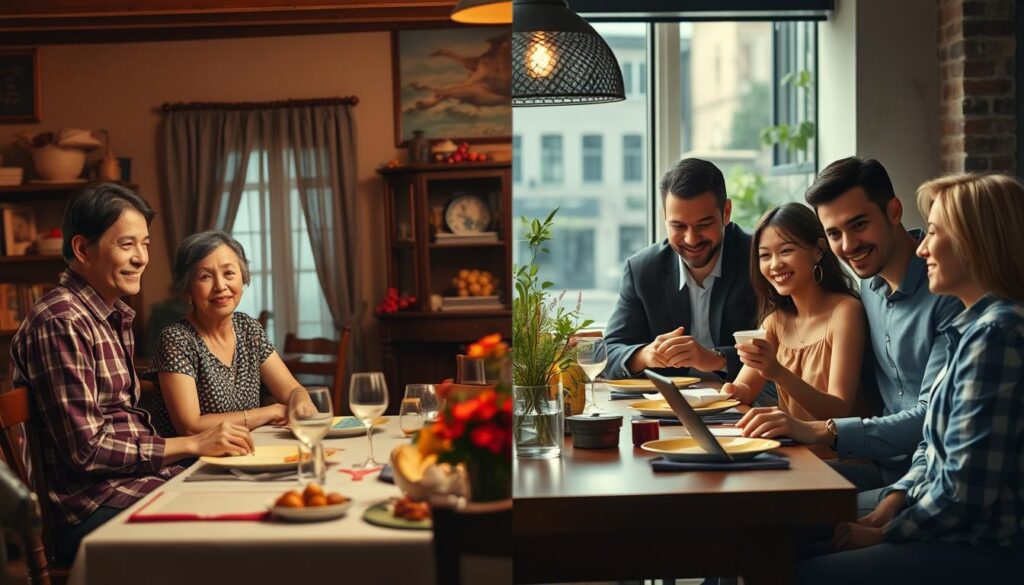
[{"left": 769, "top": 20, "right": 818, "bottom": 175}]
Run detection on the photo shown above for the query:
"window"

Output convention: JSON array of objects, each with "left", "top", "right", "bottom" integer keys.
[
  {"left": 623, "top": 134, "right": 643, "bottom": 183},
  {"left": 540, "top": 134, "right": 563, "bottom": 184},
  {"left": 513, "top": 135, "right": 522, "bottom": 183},
  {"left": 230, "top": 151, "right": 334, "bottom": 345},
  {"left": 639, "top": 63, "right": 647, "bottom": 95},
  {"left": 513, "top": 23, "right": 649, "bottom": 326},
  {"left": 623, "top": 62, "right": 633, "bottom": 96},
  {"left": 771, "top": 21, "right": 817, "bottom": 172},
  {"left": 619, "top": 225, "right": 646, "bottom": 263},
  {"left": 582, "top": 135, "right": 603, "bottom": 183}
]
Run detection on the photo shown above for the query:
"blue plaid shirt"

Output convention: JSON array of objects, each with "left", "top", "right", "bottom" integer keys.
[{"left": 884, "top": 295, "right": 1024, "bottom": 545}]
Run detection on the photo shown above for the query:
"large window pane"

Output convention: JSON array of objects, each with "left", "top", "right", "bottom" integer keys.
[
  {"left": 540, "top": 134, "right": 563, "bottom": 184},
  {"left": 622, "top": 134, "right": 643, "bottom": 183},
  {"left": 513, "top": 23, "right": 649, "bottom": 327}
]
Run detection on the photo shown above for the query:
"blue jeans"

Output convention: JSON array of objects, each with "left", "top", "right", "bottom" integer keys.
[
  {"left": 55, "top": 505, "right": 123, "bottom": 565},
  {"left": 795, "top": 540, "right": 1023, "bottom": 585}
]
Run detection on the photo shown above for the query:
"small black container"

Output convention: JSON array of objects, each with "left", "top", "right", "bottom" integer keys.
[{"left": 567, "top": 414, "right": 623, "bottom": 449}]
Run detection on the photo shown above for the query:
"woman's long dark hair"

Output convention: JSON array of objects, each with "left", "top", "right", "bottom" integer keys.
[{"left": 751, "top": 203, "right": 858, "bottom": 323}]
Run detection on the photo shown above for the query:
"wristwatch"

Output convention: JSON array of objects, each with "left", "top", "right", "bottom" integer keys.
[
  {"left": 711, "top": 348, "right": 727, "bottom": 371},
  {"left": 826, "top": 418, "right": 838, "bottom": 449}
]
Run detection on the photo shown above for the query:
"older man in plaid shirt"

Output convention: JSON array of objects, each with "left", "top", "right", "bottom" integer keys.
[{"left": 10, "top": 183, "right": 254, "bottom": 564}]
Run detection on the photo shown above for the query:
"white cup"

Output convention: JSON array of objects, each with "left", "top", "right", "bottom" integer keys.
[{"left": 733, "top": 329, "right": 768, "bottom": 346}]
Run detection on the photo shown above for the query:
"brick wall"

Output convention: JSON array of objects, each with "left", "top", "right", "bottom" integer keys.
[{"left": 938, "top": 0, "right": 1016, "bottom": 173}]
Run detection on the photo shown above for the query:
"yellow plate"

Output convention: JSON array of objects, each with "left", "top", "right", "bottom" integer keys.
[
  {"left": 605, "top": 376, "right": 701, "bottom": 393},
  {"left": 641, "top": 436, "right": 781, "bottom": 462},
  {"left": 199, "top": 445, "right": 338, "bottom": 472},
  {"left": 628, "top": 399, "right": 741, "bottom": 417}
]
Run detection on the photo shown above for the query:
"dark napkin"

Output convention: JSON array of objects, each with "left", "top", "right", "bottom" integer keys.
[
  {"left": 610, "top": 391, "right": 644, "bottom": 400},
  {"left": 377, "top": 463, "right": 395, "bottom": 484},
  {"left": 650, "top": 451, "right": 790, "bottom": 471},
  {"left": 645, "top": 412, "right": 744, "bottom": 425}
]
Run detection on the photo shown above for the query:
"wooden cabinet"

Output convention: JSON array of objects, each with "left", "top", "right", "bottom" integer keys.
[
  {"left": 0, "top": 182, "right": 144, "bottom": 380},
  {"left": 375, "top": 163, "right": 511, "bottom": 403}
]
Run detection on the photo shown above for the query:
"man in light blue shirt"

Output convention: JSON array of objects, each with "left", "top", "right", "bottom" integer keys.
[{"left": 737, "top": 158, "right": 961, "bottom": 512}]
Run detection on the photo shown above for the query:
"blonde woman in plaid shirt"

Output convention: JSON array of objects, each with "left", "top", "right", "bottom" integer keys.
[{"left": 796, "top": 173, "right": 1024, "bottom": 584}]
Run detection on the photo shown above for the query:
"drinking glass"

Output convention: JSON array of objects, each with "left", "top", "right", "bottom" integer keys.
[
  {"left": 456, "top": 355, "right": 487, "bottom": 385},
  {"left": 349, "top": 372, "right": 389, "bottom": 467},
  {"left": 400, "top": 384, "right": 439, "bottom": 435},
  {"left": 576, "top": 338, "right": 609, "bottom": 414},
  {"left": 287, "top": 386, "right": 333, "bottom": 485}
]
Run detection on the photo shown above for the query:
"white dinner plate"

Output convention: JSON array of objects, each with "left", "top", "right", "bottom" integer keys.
[
  {"left": 199, "top": 445, "right": 339, "bottom": 472},
  {"left": 269, "top": 500, "right": 353, "bottom": 522}
]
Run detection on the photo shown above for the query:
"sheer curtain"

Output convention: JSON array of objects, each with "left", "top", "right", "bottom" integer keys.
[{"left": 160, "top": 98, "right": 362, "bottom": 364}]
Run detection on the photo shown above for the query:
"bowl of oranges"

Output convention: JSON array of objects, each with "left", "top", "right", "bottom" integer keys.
[{"left": 270, "top": 483, "right": 351, "bottom": 522}]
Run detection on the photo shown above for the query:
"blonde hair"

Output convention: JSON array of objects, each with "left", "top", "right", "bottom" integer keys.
[{"left": 916, "top": 173, "right": 1024, "bottom": 302}]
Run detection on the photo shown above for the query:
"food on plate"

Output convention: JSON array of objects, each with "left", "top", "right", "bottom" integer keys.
[
  {"left": 274, "top": 483, "right": 350, "bottom": 508},
  {"left": 392, "top": 495, "right": 431, "bottom": 521}
]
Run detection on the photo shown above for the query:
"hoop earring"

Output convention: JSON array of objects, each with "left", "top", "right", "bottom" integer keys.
[{"left": 813, "top": 263, "right": 823, "bottom": 283}]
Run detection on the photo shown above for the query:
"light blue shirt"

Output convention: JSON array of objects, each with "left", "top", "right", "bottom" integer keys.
[
  {"left": 834, "top": 230, "right": 963, "bottom": 465},
  {"left": 678, "top": 242, "right": 724, "bottom": 351}
]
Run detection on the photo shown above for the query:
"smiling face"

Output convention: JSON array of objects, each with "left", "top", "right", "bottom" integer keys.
[
  {"left": 188, "top": 244, "right": 245, "bottom": 320},
  {"left": 916, "top": 200, "right": 972, "bottom": 298},
  {"left": 664, "top": 191, "right": 731, "bottom": 270},
  {"left": 74, "top": 208, "right": 150, "bottom": 303},
  {"left": 816, "top": 187, "right": 900, "bottom": 278},
  {"left": 757, "top": 227, "right": 823, "bottom": 297}
]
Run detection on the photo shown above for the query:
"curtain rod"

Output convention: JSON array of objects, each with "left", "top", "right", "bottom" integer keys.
[{"left": 161, "top": 96, "right": 359, "bottom": 112}]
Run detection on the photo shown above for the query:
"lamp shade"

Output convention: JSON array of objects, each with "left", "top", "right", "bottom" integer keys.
[
  {"left": 451, "top": 0, "right": 512, "bottom": 23},
  {"left": 512, "top": 0, "right": 625, "bottom": 106}
]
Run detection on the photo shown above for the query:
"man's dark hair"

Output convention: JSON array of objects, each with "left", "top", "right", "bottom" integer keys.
[
  {"left": 62, "top": 182, "right": 155, "bottom": 262},
  {"left": 805, "top": 157, "right": 896, "bottom": 213},
  {"left": 658, "top": 158, "right": 727, "bottom": 211}
]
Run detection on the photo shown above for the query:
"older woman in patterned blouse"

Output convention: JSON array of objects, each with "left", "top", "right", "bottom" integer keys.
[{"left": 144, "top": 230, "right": 302, "bottom": 437}]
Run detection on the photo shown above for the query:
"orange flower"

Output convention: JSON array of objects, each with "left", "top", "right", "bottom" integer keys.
[{"left": 467, "top": 333, "right": 507, "bottom": 359}]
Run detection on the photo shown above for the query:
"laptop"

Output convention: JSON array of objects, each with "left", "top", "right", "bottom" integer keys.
[{"left": 643, "top": 369, "right": 733, "bottom": 462}]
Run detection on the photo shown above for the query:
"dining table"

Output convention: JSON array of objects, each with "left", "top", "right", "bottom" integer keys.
[
  {"left": 68, "top": 417, "right": 438, "bottom": 585},
  {"left": 513, "top": 382, "right": 857, "bottom": 585}
]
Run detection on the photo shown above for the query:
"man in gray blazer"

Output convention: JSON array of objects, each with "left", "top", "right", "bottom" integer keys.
[{"left": 604, "top": 158, "right": 758, "bottom": 382}]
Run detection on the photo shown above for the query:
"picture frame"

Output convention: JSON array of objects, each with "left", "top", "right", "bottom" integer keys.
[
  {"left": 1, "top": 205, "right": 37, "bottom": 256},
  {"left": 0, "top": 49, "right": 41, "bottom": 123},
  {"left": 392, "top": 27, "right": 511, "bottom": 147}
]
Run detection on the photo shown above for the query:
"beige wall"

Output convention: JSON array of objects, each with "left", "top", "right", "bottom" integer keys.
[{"left": 0, "top": 32, "right": 426, "bottom": 367}]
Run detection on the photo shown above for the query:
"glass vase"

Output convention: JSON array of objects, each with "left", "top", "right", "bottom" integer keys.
[{"left": 513, "top": 381, "right": 564, "bottom": 459}]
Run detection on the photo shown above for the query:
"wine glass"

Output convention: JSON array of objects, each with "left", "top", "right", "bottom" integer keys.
[
  {"left": 349, "top": 372, "right": 389, "bottom": 468},
  {"left": 576, "top": 338, "right": 609, "bottom": 414},
  {"left": 287, "top": 386, "right": 333, "bottom": 485},
  {"left": 456, "top": 355, "right": 487, "bottom": 385}
]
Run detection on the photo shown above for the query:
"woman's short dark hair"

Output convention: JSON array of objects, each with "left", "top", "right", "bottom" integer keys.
[
  {"left": 658, "top": 158, "right": 727, "bottom": 212},
  {"left": 804, "top": 157, "right": 896, "bottom": 213},
  {"left": 172, "top": 230, "right": 251, "bottom": 296},
  {"left": 751, "top": 203, "right": 859, "bottom": 323},
  {"left": 62, "top": 182, "right": 155, "bottom": 262}
]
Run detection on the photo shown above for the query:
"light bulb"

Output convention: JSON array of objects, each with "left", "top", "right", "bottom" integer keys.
[{"left": 526, "top": 35, "right": 556, "bottom": 79}]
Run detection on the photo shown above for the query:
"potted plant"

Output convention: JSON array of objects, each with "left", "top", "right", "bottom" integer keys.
[{"left": 512, "top": 209, "right": 592, "bottom": 459}]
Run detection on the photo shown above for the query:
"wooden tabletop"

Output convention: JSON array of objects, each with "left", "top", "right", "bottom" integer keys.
[{"left": 513, "top": 384, "right": 856, "bottom": 584}]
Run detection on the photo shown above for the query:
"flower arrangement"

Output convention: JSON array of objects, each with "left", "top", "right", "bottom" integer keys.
[{"left": 415, "top": 333, "right": 512, "bottom": 501}]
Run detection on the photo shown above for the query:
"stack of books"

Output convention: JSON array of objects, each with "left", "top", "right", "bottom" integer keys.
[
  {"left": 440, "top": 295, "right": 504, "bottom": 312},
  {"left": 434, "top": 231, "right": 499, "bottom": 245},
  {"left": 0, "top": 284, "right": 53, "bottom": 330}
]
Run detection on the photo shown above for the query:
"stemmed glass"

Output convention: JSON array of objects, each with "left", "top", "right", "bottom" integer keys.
[
  {"left": 400, "top": 384, "right": 439, "bottom": 435},
  {"left": 576, "top": 338, "right": 609, "bottom": 414},
  {"left": 349, "top": 372, "right": 389, "bottom": 467},
  {"left": 287, "top": 386, "right": 333, "bottom": 485}
]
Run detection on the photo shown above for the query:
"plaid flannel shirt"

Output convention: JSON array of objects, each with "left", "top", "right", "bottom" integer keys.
[
  {"left": 884, "top": 295, "right": 1024, "bottom": 546},
  {"left": 10, "top": 270, "right": 182, "bottom": 525}
]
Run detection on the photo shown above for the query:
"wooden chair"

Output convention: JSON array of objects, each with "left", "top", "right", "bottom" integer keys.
[
  {"left": 283, "top": 326, "right": 351, "bottom": 414},
  {"left": 430, "top": 498, "right": 512, "bottom": 585},
  {"left": 256, "top": 310, "right": 272, "bottom": 331},
  {"left": 0, "top": 386, "right": 62, "bottom": 585}
]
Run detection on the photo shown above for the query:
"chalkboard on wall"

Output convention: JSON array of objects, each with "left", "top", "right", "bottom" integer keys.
[{"left": 0, "top": 49, "right": 40, "bottom": 123}]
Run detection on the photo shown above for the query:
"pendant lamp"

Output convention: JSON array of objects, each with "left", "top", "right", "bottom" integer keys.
[{"left": 451, "top": 0, "right": 513, "bottom": 23}]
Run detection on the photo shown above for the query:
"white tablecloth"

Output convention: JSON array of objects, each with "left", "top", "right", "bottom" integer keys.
[{"left": 68, "top": 420, "right": 436, "bottom": 585}]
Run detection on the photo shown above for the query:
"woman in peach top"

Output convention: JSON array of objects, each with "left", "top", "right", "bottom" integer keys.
[{"left": 724, "top": 203, "right": 868, "bottom": 432}]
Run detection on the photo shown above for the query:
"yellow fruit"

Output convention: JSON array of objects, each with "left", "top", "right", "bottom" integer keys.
[
  {"left": 468, "top": 283, "right": 482, "bottom": 295},
  {"left": 326, "top": 492, "right": 349, "bottom": 505},
  {"left": 458, "top": 288, "right": 469, "bottom": 297},
  {"left": 307, "top": 495, "right": 328, "bottom": 507},
  {"left": 482, "top": 284, "right": 494, "bottom": 296},
  {"left": 276, "top": 491, "right": 304, "bottom": 508},
  {"left": 458, "top": 269, "right": 469, "bottom": 279},
  {"left": 478, "top": 274, "right": 491, "bottom": 286},
  {"left": 469, "top": 269, "right": 480, "bottom": 279}
]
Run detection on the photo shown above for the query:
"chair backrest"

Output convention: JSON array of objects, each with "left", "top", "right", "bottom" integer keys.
[
  {"left": 430, "top": 498, "right": 512, "bottom": 585},
  {"left": 257, "top": 310, "right": 272, "bottom": 331},
  {"left": 283, "top": 326, "right": 351, "bottom": 414},
  {"left": 0, "top": 386, "right": 55, "bottom": 582}
]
